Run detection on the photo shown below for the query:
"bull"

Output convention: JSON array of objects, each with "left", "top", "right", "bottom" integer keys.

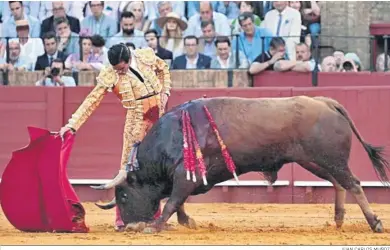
[{"left": 92, "top": 95, "right": 390, "bottom": 234}]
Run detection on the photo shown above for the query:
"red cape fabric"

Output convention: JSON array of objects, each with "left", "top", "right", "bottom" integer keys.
[{"left": 0, "top": 126, "right": 89, "bottom": 233}]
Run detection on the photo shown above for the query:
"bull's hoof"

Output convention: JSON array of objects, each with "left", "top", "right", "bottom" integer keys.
[
  {"left": 184, "top": 218, "right": 197, "bottom": 230},
  {"left": 335, "top": 220, "right": 343, "bottom": 229},
  {"left": 143, "top": 227, "right": 158, "bottom": 234},
  {"left": 125, "top": 222, "right": 146, "bottom": 232},
  {"left": 114, "top": 225, "right": 125, "bottom": 232},
  {"left": 373, "top": 220, "right": 384, "bottom": 233}
]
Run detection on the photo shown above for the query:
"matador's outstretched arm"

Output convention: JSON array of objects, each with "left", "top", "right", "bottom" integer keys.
[{"left": 65, "top": 67, "right": 117, "bottom": 131}]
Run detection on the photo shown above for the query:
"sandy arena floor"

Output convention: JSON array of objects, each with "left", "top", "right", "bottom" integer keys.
[{"left": 1, "top": 202, "right": 390, "bottom": 245}]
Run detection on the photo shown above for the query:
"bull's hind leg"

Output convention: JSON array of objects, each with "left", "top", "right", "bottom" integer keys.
[
  {"left": 327, "top": 163, "right": 383, "bottom": 233},
  {"left": 297, "top": 161, "right": 346, "bottom": 228}
]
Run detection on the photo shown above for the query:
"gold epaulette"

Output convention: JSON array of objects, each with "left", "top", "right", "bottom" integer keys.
[
  {"left": 96, "top": 65, "right": 119, "bottom": 91},
  {"left": 133, "top": 48, "right": 156, "bottom": 66}
]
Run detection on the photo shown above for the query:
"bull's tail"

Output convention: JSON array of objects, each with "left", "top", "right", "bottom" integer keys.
[{"left": 315, "top": 96, "right": 390, "bottom": 185}]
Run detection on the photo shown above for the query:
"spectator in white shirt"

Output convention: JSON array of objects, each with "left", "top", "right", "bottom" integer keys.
[
  {"left": 185, "top": 1, "right": 231, "bottom": 37},
  {"left": 211, "top": 36, "right": 249, "bottom": 69},
  {"left": 261, "top": 1, "right": 301, "bottom": 61},
  {"left": 15, "top": 19, "right": 44, "bottom": 70}
]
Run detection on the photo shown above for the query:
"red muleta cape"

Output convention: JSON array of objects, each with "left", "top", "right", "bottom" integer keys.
[{"left": 0, "top": 126, "right": 89, "bottom": 233}]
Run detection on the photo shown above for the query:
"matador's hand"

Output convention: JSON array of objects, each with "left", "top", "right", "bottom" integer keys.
[{"left": 59, "top": 126, "right": 74, "bottom": 140}]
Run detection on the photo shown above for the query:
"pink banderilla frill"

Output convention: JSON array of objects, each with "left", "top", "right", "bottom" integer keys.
[
  {"left": 203, "top": 105, "right": 239, "bottom": 184},
  {"left": 181, "top": 105, "right": 239, "bottom": 186}
]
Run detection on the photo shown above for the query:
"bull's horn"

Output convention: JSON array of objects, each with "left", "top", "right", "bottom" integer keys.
[
  {"left": 95, "top": 198, "right": 116, "bottom": 210},
  {"left": 90, "top": 170, "right": 127, "bottom": 190}
]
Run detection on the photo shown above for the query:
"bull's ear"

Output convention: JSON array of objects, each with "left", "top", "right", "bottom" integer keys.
[{"left": 126, "top": 172, "right": 137, "bottom": 184}]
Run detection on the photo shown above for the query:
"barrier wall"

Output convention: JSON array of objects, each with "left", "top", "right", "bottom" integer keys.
[
  {"left": 1, "top": 86, "right": 390, "bottom": 204},
  {"left": 253, "top": 71, "right": 390, "bottom": 87}
]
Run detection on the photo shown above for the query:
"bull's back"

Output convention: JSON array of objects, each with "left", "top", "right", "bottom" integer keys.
[{"left": 198, "top": 96, "right": 329, "bottom": 147}]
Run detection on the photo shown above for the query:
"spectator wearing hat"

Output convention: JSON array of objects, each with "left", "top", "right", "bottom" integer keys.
[
  {"left": 339, "top": 52, "right": 362, "bottom": 72},
  {"left": 158, "top": 12, "right": 187, "bottom": 59},
  {"left": 35, "top": 31, "right": 67, "bottom": 71},
  {"left": 149, "top": 1, "right": 187, "bottom": 36},
  {"left": 81, "top": 1, "right": 117, "bottom": 40},
  {"left": 2, "top": 1, "right": 40, "bottom": 39},
  {"left": 41, "top": 1, "right": 80, "bottom": 38},
  {"left": 15, "top": 19, "right": 44, "bottom": 70},
  {"left": 106, "top": 11, "right": 148, "bottom": 49},
  {"left": 185, "top": 1, "right": 231, "bottom": 37}
]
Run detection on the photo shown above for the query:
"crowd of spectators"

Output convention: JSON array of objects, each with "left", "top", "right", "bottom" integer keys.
[{"left": 0, "top": 1, "right": 383, "bottom": 87}]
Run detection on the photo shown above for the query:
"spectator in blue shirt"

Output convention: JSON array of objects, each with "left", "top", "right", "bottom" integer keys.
[
  {"left": 2, "top": 1, "right": 40, "bottom": 39},
  {"left": 232, "top": 12, "right": 273, "bottom": 63},
  {"left": 81, "top": 1, "right": 118, "bottom": 40}
]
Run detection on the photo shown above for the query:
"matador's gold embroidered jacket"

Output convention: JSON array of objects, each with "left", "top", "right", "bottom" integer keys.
[{"left": 65, "top": 48, "right": 172, "bottom": 169}]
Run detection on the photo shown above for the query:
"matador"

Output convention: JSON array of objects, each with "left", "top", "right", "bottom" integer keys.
[{"left": 59, "top": 43, "right": 171, "bottom": 231}]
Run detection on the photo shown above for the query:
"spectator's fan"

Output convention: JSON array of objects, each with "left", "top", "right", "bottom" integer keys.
[{"left": 158, "top": 12, "right": 188, "bottom": 59}]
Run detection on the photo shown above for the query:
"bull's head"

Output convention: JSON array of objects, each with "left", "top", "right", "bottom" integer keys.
[{"left": 93, "top": 171, "right": 160, "bottom": 225}]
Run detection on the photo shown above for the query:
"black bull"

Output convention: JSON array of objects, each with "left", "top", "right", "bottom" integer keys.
[{"left": 92, "top": 96, "right": 390, "bottom": 233}]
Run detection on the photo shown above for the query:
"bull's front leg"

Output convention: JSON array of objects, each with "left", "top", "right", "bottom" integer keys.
[
  {"left": 144, "top": 172, "right": 197, "bottom": 233},
  {"left": 143, "top": 196, "right": 189, "bottom": 233},
  {"left": 177, "top": 204, "right": 197, "bottom": 229}
]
